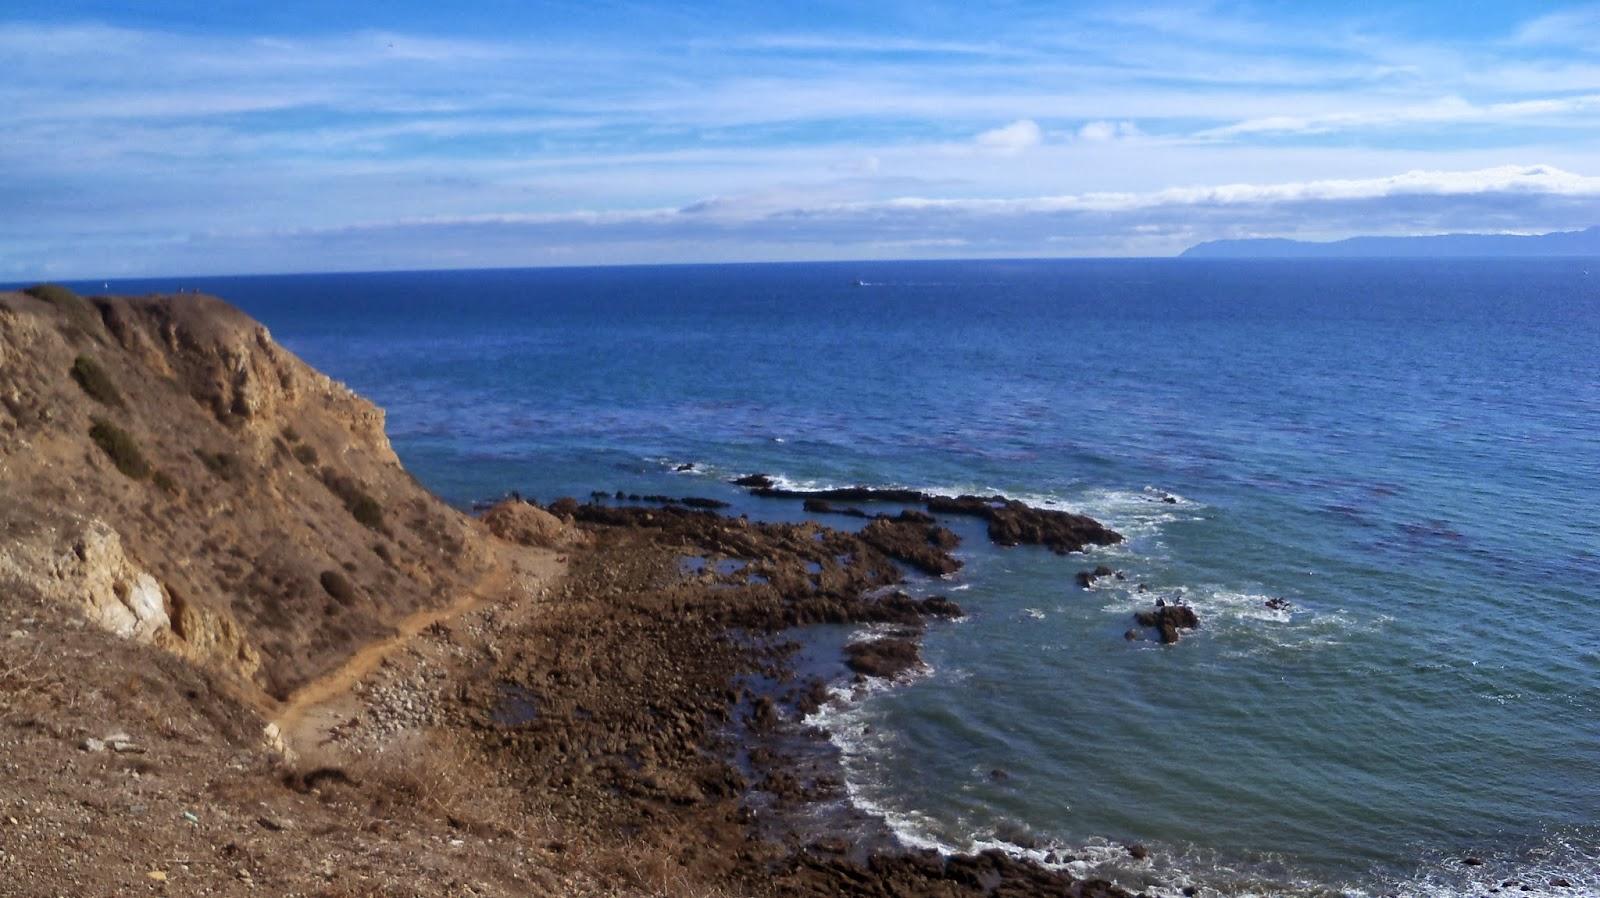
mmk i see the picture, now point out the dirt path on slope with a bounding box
[271,544,564,761]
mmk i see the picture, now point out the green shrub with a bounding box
[319,570,357,605]
[322,470,385,531]
[195,449,244,481]
[23,284,102,341]
[152,470,179,495]
[292,443,319,466]
[89,419,150,479]
[22,284,81,305]
[70,355,123,407]
[282,426,300,442]
[347,493,384,530]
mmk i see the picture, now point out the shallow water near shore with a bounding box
[77,260,1600,895]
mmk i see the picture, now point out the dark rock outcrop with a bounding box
[741,483,1123,554]
[1076,565,1118,588]
[1134,603,1200,644]
[860,514,963,576]
[844,636,922,679]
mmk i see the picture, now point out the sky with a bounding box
[5,1,1600,277]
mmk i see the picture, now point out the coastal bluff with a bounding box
[0,286,495,701]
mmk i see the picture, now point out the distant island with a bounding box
[1181,225,1600,259]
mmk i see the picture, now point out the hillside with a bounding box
[1180,225,1600,258]
[0,286,508,701]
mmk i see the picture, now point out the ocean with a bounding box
[62,259,1600,896]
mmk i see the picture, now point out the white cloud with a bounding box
[1076,120,1141,142]
[975,119,1043,154]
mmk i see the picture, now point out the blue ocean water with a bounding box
[69,260,1600,895]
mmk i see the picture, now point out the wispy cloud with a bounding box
[11,164,1596,277]
[1201,94,1600,138]
[4,5,1600,275]
[1512,5,1600,46]
[975,119,1043,155]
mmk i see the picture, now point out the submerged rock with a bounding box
[802,498,869,518]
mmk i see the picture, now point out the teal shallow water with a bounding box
[53,259,1600,895]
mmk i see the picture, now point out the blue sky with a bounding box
[5,1,1600,277]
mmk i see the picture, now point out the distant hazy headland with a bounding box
[1181,225,1600,259]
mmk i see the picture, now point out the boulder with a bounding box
[481,499,591,550]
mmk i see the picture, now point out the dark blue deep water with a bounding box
[71,260,1600,896]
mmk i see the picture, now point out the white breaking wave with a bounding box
[1369,832,1600,898]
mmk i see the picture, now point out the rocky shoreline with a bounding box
[472,490,1143,897]
[0,285,1154,896]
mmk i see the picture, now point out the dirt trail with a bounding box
[271,544,563,759]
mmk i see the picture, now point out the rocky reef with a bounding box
[736,479,1124,554]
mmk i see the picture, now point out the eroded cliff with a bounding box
[0,286,492,700]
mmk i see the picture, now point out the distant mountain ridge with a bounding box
[1181,226,1600,259]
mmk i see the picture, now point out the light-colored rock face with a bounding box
[105,572,169,641]
[36,520,171,642]
[0,518,265,683]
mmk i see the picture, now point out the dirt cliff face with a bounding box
[0,287,493,700]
